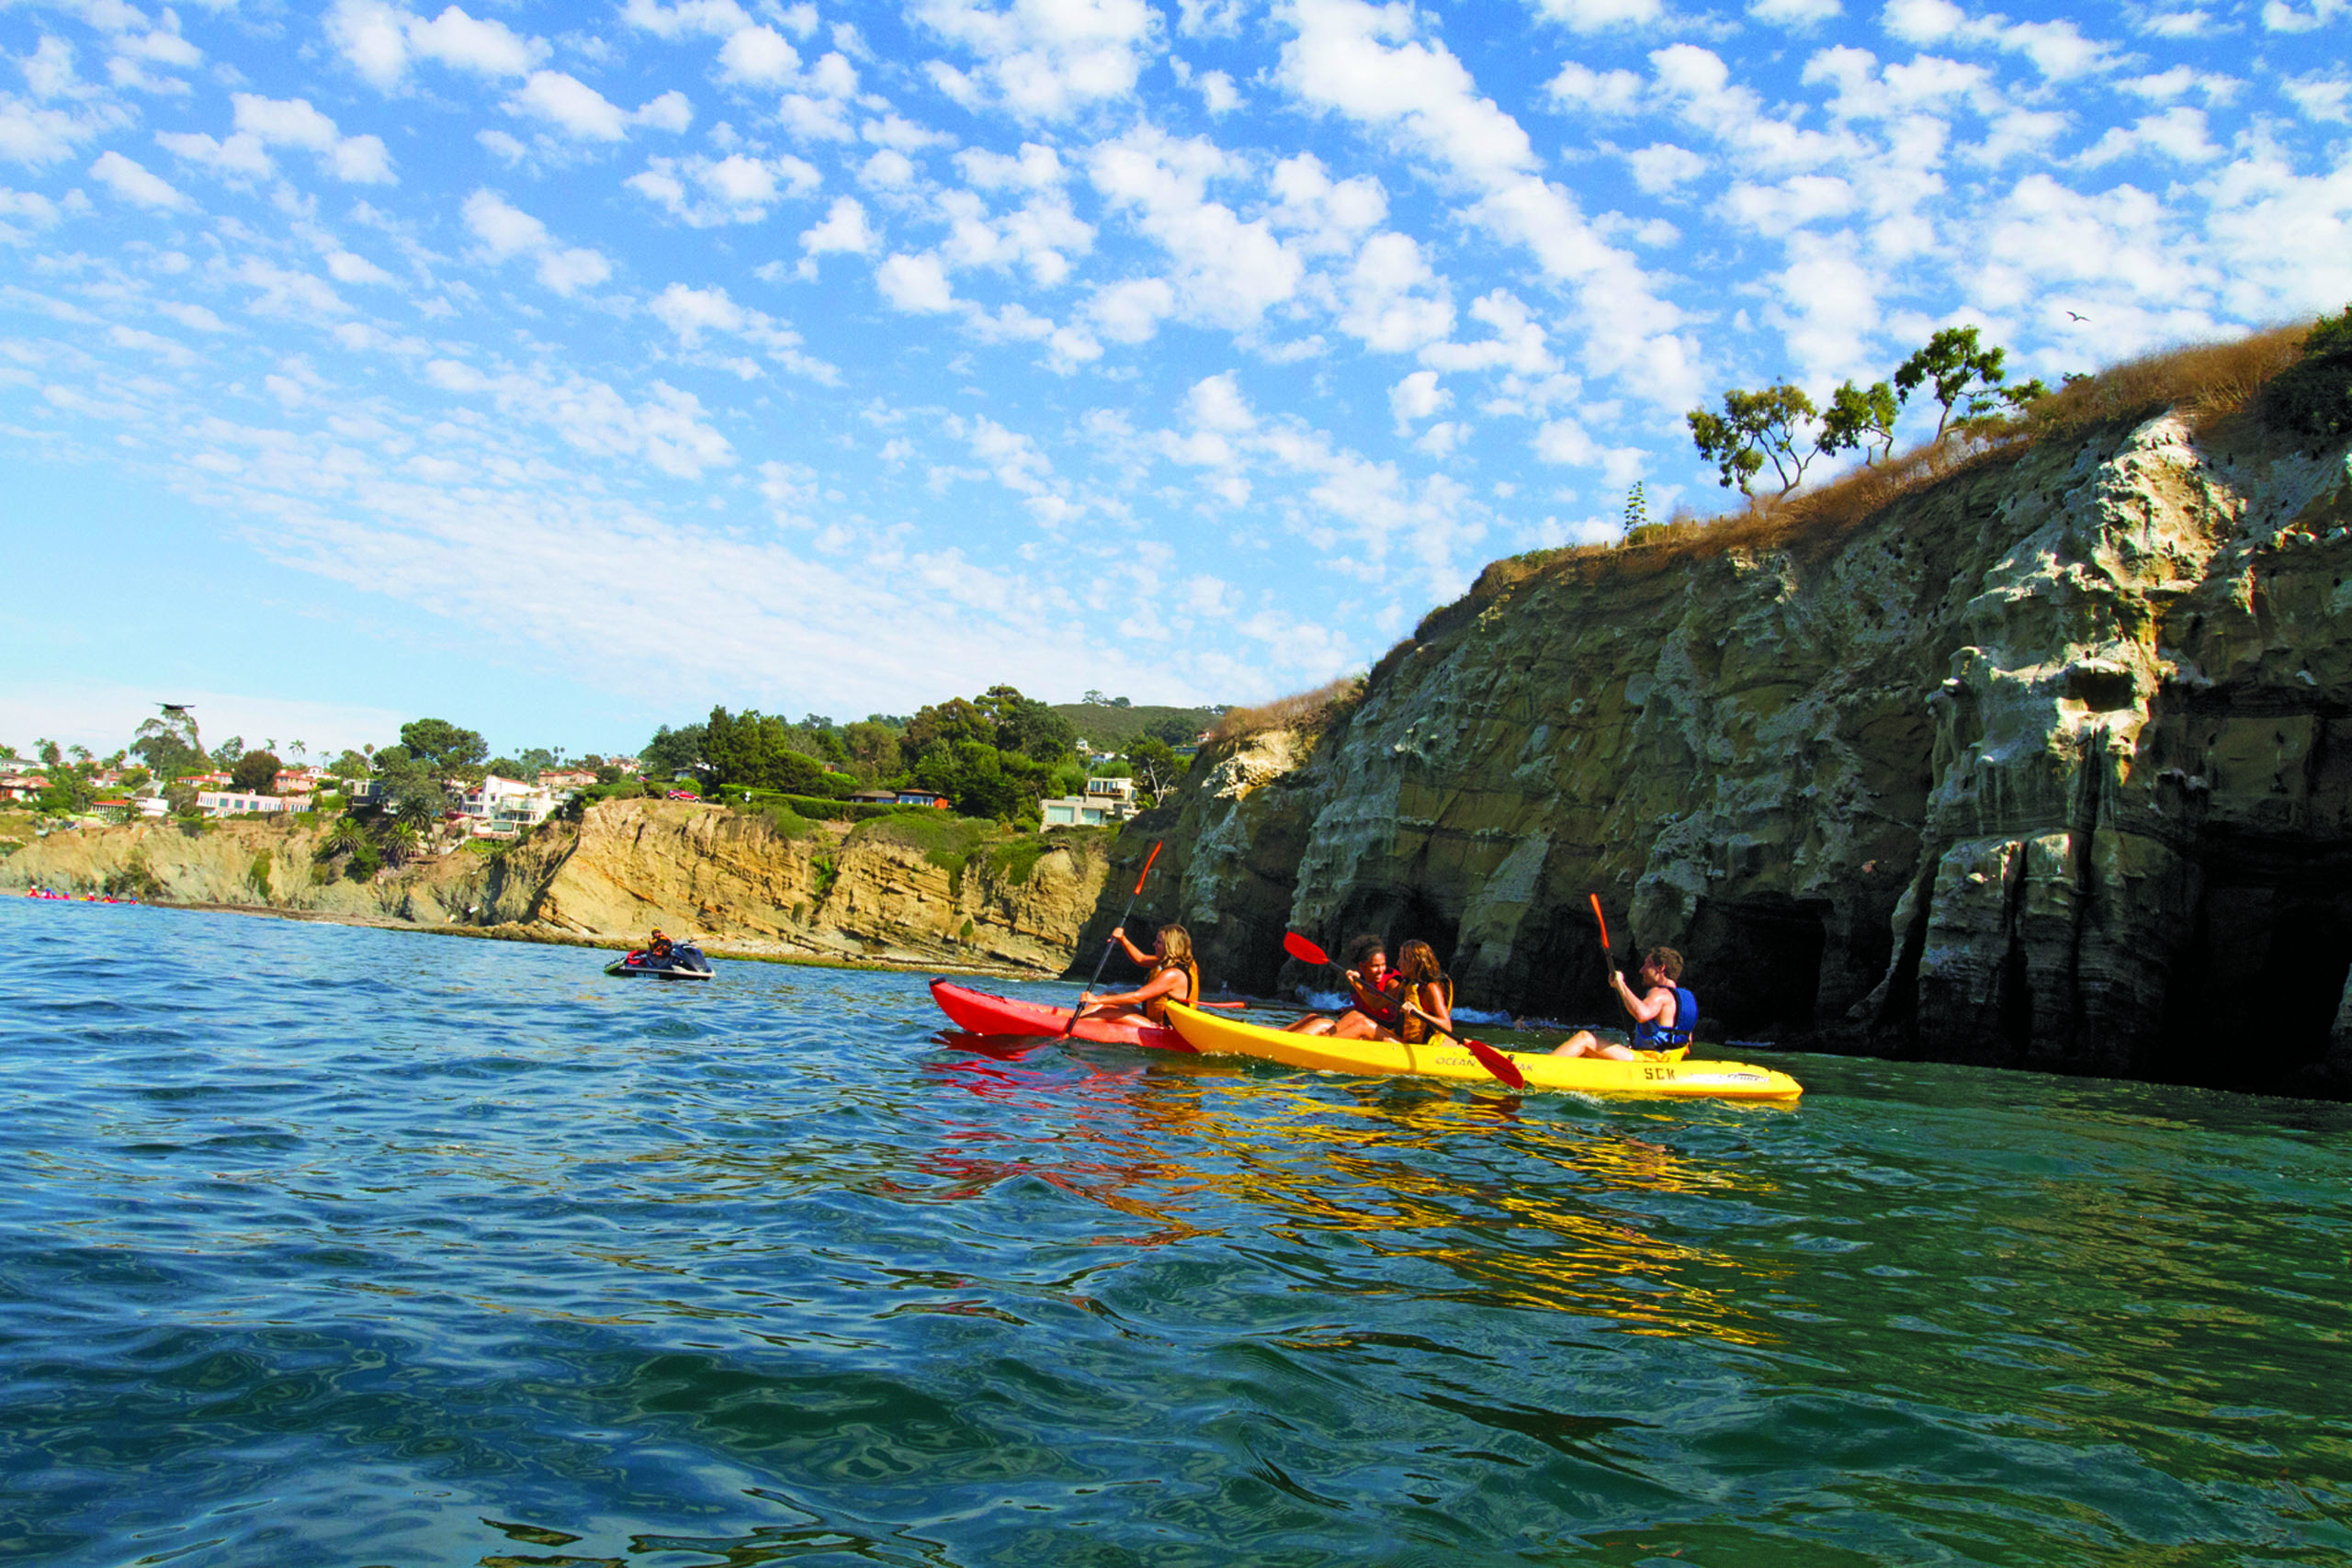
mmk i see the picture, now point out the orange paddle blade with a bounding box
[1283,931,1331,967]
[1132,840,1163,897]
[1589,893,1611,951]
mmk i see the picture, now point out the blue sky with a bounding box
[4,0,2347,761]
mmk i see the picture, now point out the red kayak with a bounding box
[928,978,1194,1052]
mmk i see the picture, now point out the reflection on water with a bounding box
[2,903,2348,1567]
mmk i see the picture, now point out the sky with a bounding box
[3,0,2347,761]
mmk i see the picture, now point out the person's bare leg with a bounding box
[1553,1030,1634,1059]
[1285,1014,1336,1034]
[1330,1010,1381,1040]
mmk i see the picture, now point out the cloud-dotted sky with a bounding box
[4,0,2348,751]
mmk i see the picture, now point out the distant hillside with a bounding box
[1051,704,1222,752]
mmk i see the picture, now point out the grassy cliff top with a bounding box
[1048,704,1222,750]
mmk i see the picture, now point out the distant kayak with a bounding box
[928,978,1192,1051]
[605,943,715,979]
[1162,1001,1803,1100]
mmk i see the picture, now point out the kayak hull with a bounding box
[1161,1001,1802,1100]
[929,978,1190,1052]
[605,948,715,979]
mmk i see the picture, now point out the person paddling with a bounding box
[1393,939,1454,1044]
[1285,934,1405,1039]
[1552,946,1695,1058]
[1075,923,1200,1027]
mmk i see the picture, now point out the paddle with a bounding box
[1283,932,1527,1091]
[1589,892,1615,980]
[1066,840,1163,1036]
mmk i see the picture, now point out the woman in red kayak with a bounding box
[1285,934,1406,1038]
[1075,923,1200,1027]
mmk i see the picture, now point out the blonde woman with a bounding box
[1393,939,1454,1044]
[1076,923,1201,1027]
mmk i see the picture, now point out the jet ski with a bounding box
[604,942,715,979]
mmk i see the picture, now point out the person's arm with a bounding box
[1108,925,1152,964]
[1614,974,1672,1025]
[1082,966,1185,1010]
[1416,980,1452,1034]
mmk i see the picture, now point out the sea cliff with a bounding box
[1,801,1111,975]
[1077,406,2352,1098]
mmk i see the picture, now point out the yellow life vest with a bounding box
[1397,975,1454,1044]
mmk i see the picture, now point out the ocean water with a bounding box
[3,900,2346,1567]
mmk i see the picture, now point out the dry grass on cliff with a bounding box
[1209,674,1367,742]
[1457,321,2320,603]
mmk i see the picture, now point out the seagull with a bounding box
[2066,310,2088,322]
[161,703,193,713]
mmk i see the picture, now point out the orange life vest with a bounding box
[1141,954,1201,1025]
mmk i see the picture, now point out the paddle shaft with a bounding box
[1290,932,1525,1090]
[1066,840,1164,1034]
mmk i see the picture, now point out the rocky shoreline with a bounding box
[1,800,1113,978]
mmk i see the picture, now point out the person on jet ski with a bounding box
[638,930,674,965]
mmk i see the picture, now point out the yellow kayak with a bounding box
[1161,1001,1803,1101]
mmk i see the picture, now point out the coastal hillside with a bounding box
[3,800,1112,975]
[1075,355,2352,1098]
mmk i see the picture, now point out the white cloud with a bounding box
[1389,368,1449,429]
[2260,0,2349,31]
[1279,0,1695,408]
[2078,107,2222,167]
[718,24,800,84]
[1189,371,1256,431]
[628,152,819,223]
[1532,0,1664,31]
[877,251,956,312]
[506,72,636,141]
[89,149,188,209]
[1087,125,1302,333]
[1627,141,1708,192]
[2281,73,2350,124]
[1880,0,2115,80]
[1338,231,1454,352]
[1545,62,1645,116]
[463,187,548,259]
[1751,0,1842,23]
[462,187,614,295]
[799,195,877,273]
[328,2,546,89]
[911,0,1159,120]
[1085,276,1174,342]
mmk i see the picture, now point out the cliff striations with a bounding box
[3,801,1111,975]
[1077,407,2352,1098]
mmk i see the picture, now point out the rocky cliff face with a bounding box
[1089,409,2352,1097]
[3,801,1109,975]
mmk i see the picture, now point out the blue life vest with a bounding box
[1634,987,1698,1048]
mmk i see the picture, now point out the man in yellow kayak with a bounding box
[1075,923,1201,1027]
[1553,946,1696,1058]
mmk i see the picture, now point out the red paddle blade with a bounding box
[1283,931,1330,967]
[1462,1037,1529,1090]
[1588,893,1611,952]
[1133,840,1163,897]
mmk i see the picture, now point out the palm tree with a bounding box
[384,822,419,867]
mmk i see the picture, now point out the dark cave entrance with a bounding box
[2154,861,2352,1089]
[1329,888,1462,975]
[1688,897,1830,1035]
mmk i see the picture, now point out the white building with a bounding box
[1040,775,1141,829]
[452,774,559,837]
[197,791,313,818]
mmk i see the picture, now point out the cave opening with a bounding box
[1687,897,1830,1034]
[2152,856,2352,1090]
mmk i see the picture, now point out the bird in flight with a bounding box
[2066,310,2088,322]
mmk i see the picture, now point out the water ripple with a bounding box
[1,902,2348,1565]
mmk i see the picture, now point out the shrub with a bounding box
[2263,306,2352,439]
[1210,675,1367,742]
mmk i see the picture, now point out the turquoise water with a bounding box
[4,902,2347,1567]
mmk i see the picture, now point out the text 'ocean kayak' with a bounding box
[929,978,1190,1051]
[1162,1001,1802,1100]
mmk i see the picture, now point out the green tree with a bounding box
[130,716,205,779]
[639,723,706,778]
[209,736,244,769]
[399,718,489,780]
[1894,326,2041,439]
[900,698,995,765]
[842,721,901,779]
[1622,480,1648,534]
[1820,379,1900,465]
[518,747,558,775]
[1688,383,1823,495]
[1129,737,1187,797]
[327,748,372,781]
[230,750,282,794]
